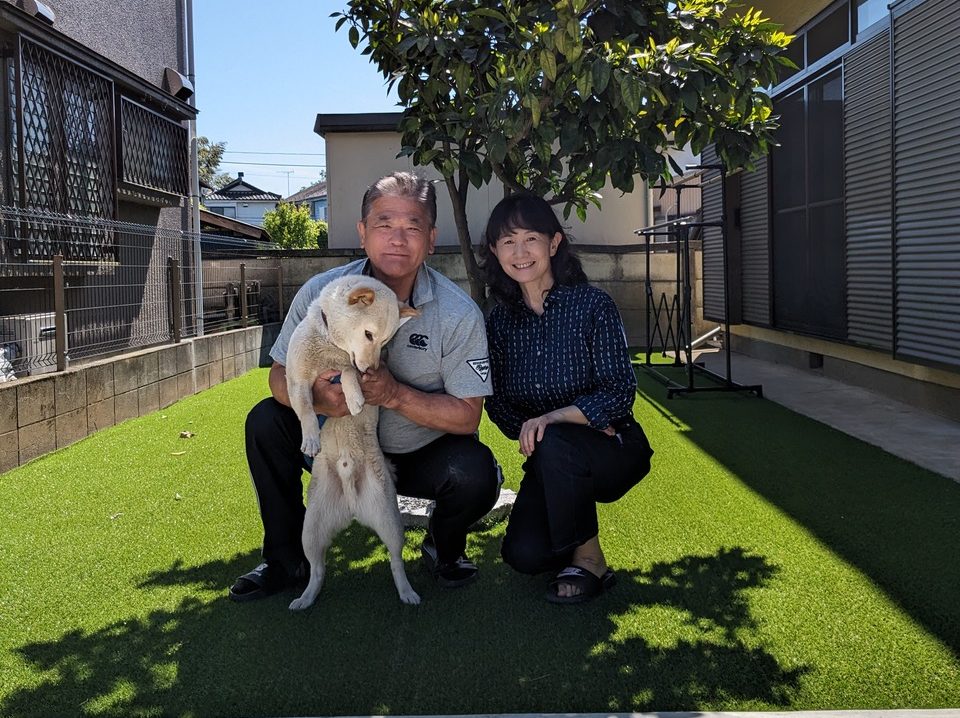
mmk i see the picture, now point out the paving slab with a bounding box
[699,351,960,482]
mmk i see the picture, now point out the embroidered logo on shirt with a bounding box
[407,333,429,350]
[467,357,490,382]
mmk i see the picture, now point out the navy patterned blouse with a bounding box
[485,282,637,440]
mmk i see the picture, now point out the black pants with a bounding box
[501,418,653,575]
[244,398,500,570]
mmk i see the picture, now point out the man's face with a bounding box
[357,195,437,287]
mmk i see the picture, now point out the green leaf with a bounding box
[541,50,557,82]
[576,71,592,97]
[348,26,360,49]
[592,61,611,95]
[620,74,642,114]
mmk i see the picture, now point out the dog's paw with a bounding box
[289,596,314,611]
[398,587,421,605]
[300,434,321,457]
[346,393,365,416]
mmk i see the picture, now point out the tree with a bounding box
[263,202,323,249]
[197,135,234,189]
[335,0,791,301]
[316,219,329,250]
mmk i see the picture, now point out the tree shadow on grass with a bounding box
[636,371,960,658]
[2,526,807,718]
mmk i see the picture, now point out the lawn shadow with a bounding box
[2,529,807,717]
[635,370,960,658]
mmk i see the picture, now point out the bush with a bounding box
[262,202,321,249]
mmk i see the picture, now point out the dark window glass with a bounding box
[771,62,846,339]
[777,36,805,84]
[807,69,844,203]
[807,4,849,65]
[856,0,887,34]
[772,88,806,211]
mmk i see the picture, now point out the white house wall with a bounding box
[325,131,652,249]
[204,201,278,228]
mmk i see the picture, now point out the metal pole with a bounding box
[644,232,652,365]
[169,256,182,343]
[720,165,732,386]
[240,263,248,328]
[53,254,66,372]
[682,224,694,390]
[184,0,203,337]
[277,258,284,320]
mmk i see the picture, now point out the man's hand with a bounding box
[312,369,350,417]
[359,364,402,408]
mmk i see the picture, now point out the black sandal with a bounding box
[421,535,479,588]
[546,566,616,604]
[228,562,301,603]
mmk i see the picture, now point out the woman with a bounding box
[483,193,653,604]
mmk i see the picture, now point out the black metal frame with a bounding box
[635,164,763,399]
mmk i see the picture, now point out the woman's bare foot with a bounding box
[556,535,607,598]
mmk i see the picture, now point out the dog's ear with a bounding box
[347,287,375,307]
[398,304,419,328]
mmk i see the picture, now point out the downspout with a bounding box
[184,0,203,335]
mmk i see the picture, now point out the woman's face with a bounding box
[490,227,561,288]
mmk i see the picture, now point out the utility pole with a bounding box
[279,170,293,197]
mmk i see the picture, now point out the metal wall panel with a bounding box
[893,0,960,368]
[700,146,726,322]
[844,29,892,350]
[739,158,771,325]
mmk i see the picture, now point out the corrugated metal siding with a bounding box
[700,146,726,322]
[893,0,960,368]
[845,29,892,350]
[739,158,770,325]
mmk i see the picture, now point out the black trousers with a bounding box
[500,418,653,575]
[244,398,500,570]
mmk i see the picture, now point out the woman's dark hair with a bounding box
[482,193,587,306]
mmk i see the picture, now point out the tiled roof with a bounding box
[206,175,281,202]
[284,180,327,204]
[206,191,280,202]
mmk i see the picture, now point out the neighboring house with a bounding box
[313,113,652,249]
[284,180,327,221]
[0,0,198,370]
[701,0,960,418]
[199,209,273,245]
[204,172,280,227]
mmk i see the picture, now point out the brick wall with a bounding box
[0,324,279,472]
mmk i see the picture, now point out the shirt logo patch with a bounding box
[467,357,490,382]
[407,333,429,351]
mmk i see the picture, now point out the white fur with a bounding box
[284,275,420,608]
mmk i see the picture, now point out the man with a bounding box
[230,172,499,602]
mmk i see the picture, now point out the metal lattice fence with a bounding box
[0,206,281,380]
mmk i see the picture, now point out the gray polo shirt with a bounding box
[270,259,491,453]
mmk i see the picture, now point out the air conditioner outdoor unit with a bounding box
[0,312,68,379]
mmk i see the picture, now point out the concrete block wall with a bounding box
[268,244,704,349]
[0,324,279,472]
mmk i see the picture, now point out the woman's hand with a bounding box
[518,406,618,456]
[518,414,556,457]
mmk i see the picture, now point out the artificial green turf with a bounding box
[1,364,958,717]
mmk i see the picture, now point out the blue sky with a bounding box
[193,1,399,197]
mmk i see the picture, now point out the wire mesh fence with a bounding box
[0,206,282,380]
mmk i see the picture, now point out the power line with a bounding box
[220,160,325,168]
[223,150,326,156]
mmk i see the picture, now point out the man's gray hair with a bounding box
[360,171,437,227]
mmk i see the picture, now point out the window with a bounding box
[775,1,853,90]
[7,36,115,261]
[855,0,888,35]
[771,67,846,338]
[119,97,189,197]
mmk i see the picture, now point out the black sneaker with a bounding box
[421,535,478,588]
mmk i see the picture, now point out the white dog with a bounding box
[284,275,420,609]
